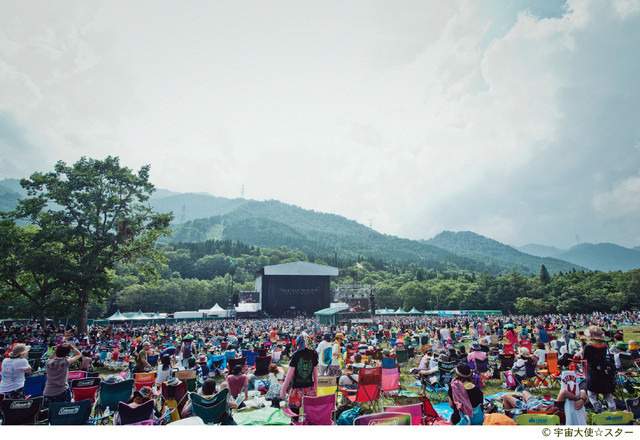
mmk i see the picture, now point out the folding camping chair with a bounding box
[0,396,45,425]
[27,347,45,372]
[94,378,134,416]
[253,355,271,378]
[353,412,411,426]
[591,411,633,425]
[515,413,560,425]
[71,377,101,405]
[190,388,236,425]
[283,393,336,425]
[23,373,47,398]
[48,399,92,425]
[114,399,155,425]
[174,369,198,392]
[209,354,226,376]
[134,372,156,391]
[426,360,456,404]
[146,354,159,367]
[162,380,189,417]
[317,376,338,396]
[420,396,446,425]
[68,370,86,383]
[381,355,397,369]
[339,366,383,412]
[535,352,561,389]
[381,366,401,401]
[512,361,539,391]
[383,403,423,425]
[395,349,408,365]
[227,357,247,373]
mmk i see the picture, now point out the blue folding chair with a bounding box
[24,374,47,398]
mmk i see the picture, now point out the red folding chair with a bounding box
[339,366,382,412]
[71,377,101,405]
[283,393,336,425]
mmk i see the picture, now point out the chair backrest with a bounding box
[503,344,515,355]
[381,367,400,392]
[515,413,560,425]
[352,367,382,404]
[68,370,87,381]
[254,355,271,376]
[1,396,44,425]
[317,376,338,396]
[301,393,335,425]
[174,369,197,381]
[134,372,156,391]
[499,353,515,370]
[227,357,246,372]
[519,340,532,352]
[71,377,101,404]
[97,379,134,411]
[383,403,423,425]
[49,399,92,425]
[146,354,159,367]
[23,373,47,398]
[162,380,189,413]
[619,353,634,371]
[625,396,640,420]
[246,351,258,367]
[354,412,411,426]
[591,411,634,425]
[420,396,440,424]
[116,399,155,425]
[546,352,560,374]
[190,388,233,425]
[437,360,457,386]
[396,349,408,364]
[473,357,490,373]
[381,356,397,369]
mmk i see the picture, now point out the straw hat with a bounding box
[10,343,30,358]
[519,347,530,357]
[454,363,473,379]
[585,325,606,341]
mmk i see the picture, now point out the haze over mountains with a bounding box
[2,179,639,274]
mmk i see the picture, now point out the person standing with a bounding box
[280,332,318,419]
[582,325,616,413]
[43,343,83,408]
[0,343,32,399]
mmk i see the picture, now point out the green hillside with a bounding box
[424,231,584,275]
[556,243,640,272]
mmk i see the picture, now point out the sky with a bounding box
[1,0,640,250]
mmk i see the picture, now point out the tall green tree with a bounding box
[12,157,173,332]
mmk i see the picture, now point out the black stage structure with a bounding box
[255,262,339,317]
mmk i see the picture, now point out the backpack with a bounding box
[323,346,333,365]
[337,406,361,425]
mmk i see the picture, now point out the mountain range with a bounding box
[2,178,639,274]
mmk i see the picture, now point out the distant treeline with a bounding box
[3,238,637,321]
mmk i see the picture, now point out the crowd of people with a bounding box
[0,309,638,425]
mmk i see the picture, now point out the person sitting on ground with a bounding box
[501,386,589,416]
[448,363,483,425]
[226,364,249,407]
[265,363,284,406]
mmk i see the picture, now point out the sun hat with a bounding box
[629,340,639,351]
[183,334,193,340]
[519,347,531,357]
[9,343,30,358]
[585,326,606,341]
[454,363,473,378]
[167,377,182,386]
[615,342,628,350]
[198,354,208,363]
[335,333,344,341]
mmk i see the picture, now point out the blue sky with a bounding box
[1,0,639,249]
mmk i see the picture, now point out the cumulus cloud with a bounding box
[1,0,639,249]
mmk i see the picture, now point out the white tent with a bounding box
[131,310,151,320]
[206,304,226,317]
[107,310,127,321]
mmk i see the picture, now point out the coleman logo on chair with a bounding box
[10,401,33,409]
[58,406,81,416]
[77,379,94,387]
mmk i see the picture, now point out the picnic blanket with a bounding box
[433,391,509,422]
[232,407,291,425]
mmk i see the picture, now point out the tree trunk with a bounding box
[40,307,47,329]
[78,289,89,334]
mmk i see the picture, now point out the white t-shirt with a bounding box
[0,357,31,393]
[316,341,332,366]
[440,328,451,341]
[156,366,173,384]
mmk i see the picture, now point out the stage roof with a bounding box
[314,305,349,316]
[262,261,339,277]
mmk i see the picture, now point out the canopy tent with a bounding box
[395,307,409,315]
[407,307,422,315]
[206,304,226,317]
[131,310,151,320]
[107,310,127,321]
[375,307,395,315]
